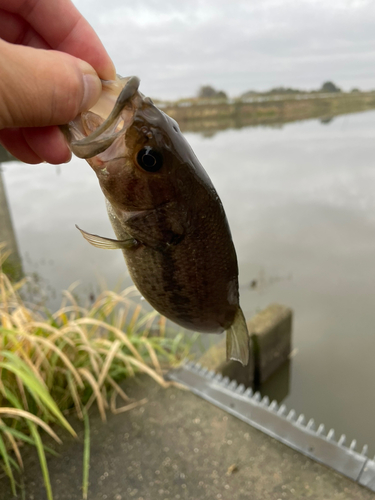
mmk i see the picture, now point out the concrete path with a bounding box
[1,376,374,500]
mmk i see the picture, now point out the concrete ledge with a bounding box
[3,376,372,500]
[249,304,292,383]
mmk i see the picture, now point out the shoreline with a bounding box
[159,92,375,133]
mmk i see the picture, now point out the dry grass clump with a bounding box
[0,245,196,498]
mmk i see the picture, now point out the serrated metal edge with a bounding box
[167,360,374,492]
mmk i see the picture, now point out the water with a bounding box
[2,110,375,453]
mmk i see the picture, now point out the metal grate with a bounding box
[167,360,375,492]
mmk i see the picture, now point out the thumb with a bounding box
[0,39,102,130]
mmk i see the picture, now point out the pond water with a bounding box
[2,109,375,454]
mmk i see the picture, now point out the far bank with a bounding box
[160,92,375,133]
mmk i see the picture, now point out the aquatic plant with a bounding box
[0,245,196,499]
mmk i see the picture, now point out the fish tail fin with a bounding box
[226,307,250,366]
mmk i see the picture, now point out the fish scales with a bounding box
[108,191,238,332]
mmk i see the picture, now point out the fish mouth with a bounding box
[66,76,141,159]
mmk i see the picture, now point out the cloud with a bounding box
[74,0,375,99]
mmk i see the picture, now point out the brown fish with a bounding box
[65,76,249,365]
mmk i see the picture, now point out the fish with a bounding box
[64,75,249,365]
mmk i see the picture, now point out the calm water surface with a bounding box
[2,110,375,453]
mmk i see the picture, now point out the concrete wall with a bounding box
[0,165,23,279]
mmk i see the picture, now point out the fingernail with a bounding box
[100,60,117,82]
[80,73,102,112]
[56,126,73,163]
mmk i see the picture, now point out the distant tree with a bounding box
[242,86,303,97]
[351,88,360,93]
[198,85,217,98]
[198,85,227,99]
[320,81,341,93]
[241,90,258,98]
[215,90,228,99]
[267,86,302,95]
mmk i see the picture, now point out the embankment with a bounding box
[161,92,375,133]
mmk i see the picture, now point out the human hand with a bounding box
[0,0,116,164]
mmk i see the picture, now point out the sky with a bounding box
[74,0,375,100]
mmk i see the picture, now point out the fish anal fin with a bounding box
[226,307,250,366]
[75,225,136,250]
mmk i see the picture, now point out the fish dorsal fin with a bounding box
[75,225,135,250]
[226,307,250,366]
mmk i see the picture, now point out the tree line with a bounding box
[197,81,354,100]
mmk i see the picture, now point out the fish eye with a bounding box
[136,147,163,172]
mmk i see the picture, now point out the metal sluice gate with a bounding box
[167,360,375,493]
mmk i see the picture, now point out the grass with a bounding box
[0,245,197,498]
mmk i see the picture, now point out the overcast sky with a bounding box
[74,0,375,100]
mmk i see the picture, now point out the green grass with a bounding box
[0,245,197,498]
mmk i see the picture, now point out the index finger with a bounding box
[0,0,116,80]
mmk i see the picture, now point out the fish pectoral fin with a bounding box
[75,225,136,250]
[226,307,250,366]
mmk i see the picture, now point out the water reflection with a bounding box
[320,116,334,125]
[2,110,375,453]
